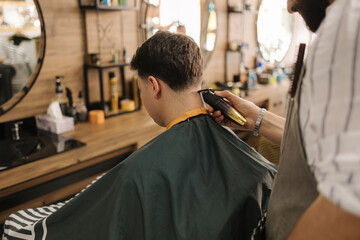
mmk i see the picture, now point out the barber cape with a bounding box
[3,109,276,240]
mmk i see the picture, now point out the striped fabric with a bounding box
[2,175,104,240]
[299,0,360,217]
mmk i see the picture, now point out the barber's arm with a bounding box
[208,90,285,145]
[288,194,360,240]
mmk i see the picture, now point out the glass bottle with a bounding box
[76,91,88,122]
[52,76,67,115]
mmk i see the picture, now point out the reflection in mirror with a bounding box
[0,0,45,115]
[140,0,217,68]
[204,1,216,51]
[257,0,293,63]
[200,0,217,67]
[143,0,200,45]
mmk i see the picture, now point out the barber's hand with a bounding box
[208,90,261,132]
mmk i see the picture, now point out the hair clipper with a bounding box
[198,89,246,126]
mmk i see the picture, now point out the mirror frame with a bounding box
[255,0,294,64]
[0,0,46,116]
[138,0,217,68]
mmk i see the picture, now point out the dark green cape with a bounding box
[3,115,276,240]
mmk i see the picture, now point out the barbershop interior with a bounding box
[0,0,336,239]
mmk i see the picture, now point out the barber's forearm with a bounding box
[288,194,360,240]
[258,111,285,145]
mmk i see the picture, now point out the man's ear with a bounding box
[147,76,161,99]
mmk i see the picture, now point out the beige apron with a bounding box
[266,75,319,240]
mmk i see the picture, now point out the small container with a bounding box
[120,99,135,111]
[89,110,105,124]
[228,41,238,51]
[89,53,101,65]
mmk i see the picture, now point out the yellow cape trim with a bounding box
[166,108,208,130]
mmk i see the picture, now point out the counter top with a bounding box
[0,109,164,195]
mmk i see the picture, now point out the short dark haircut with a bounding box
[130,31,203,91]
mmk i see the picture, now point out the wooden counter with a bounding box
[0,109,165,224]
[0,81,289,224]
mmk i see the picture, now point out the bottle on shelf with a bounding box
[111,46,119,64]
[231,75,241,96]
[76,91,88,122]
[122,48,131,63]
[65,87,77,123]
[239,62,248,86]
[100,0,111,6]
[238,46,248,87]
[109,72,119,111]
[248,69,258,89]
[119,0,127,6]
[52,76,68,116]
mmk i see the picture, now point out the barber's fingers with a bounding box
[213,90,240,106]
[214,114,225,124]
[208,106,215,113]
[212,110,223,118]
[212,110,228,125]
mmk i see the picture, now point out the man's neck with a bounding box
[161,87,205,127]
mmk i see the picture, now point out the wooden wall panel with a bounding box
[0,0,303,123]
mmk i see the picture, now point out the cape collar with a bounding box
[166,108,208,130]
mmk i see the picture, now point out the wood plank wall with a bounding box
[0,0,304,123]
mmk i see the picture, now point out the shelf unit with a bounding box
[83,63,141,118]
[79,0,140,118]
[225,0,258,83]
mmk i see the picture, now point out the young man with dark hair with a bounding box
[3,31,276,239]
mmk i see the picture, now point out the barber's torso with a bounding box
[265,73,318,240]
[266,0,360,238]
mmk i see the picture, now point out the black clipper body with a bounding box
[198,89,246,126]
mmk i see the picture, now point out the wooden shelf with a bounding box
[85,62,129,69]
[80,5,136,11]
[0,26,40,32]
[79,0,137,11]
[0,1,35,7]
[226,48,241,53]
[227,7,258,14]
[227,6,243,13]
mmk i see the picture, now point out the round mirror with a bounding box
[0,0,45,115]
[256,0,293,63]
[139,0,217,67]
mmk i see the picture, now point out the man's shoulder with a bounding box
[122,115,216,167]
